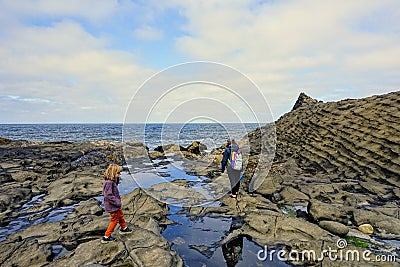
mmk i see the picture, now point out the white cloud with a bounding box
[0,18,154,123]
[0,94,60,104]
[169,0,400,117]
[0,0,119,23]
[134,25,164,40]
[0,0,399,123]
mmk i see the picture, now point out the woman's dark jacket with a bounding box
[221,143,240,172]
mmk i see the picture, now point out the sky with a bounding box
[0,0,399,123]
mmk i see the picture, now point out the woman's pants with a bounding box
[227,166,241,195]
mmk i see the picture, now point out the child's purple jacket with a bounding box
[103,180,121,213]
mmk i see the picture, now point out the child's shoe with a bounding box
[101,235,116,243]
[119,227,133,235]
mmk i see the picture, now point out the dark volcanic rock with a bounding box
[186,141,207,155]
[0,173,14,183]
[353,208,400,238]
[240,91,400,265]
[152,141,207,162]
[275,91,400,185]
[292,92,319,111]
[0,189,182,267]
[0,138,12,145]
[155,144,186,153]
[0,185,32,213]
[0,238,52,267]
[0,140,147,226]
[308,200,349,224]
[319,220,349,236]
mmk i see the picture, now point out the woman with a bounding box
[221,139,242,198]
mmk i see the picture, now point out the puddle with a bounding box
[0,204,76,242]
[124,160,204,190]
[382,239,400,247]
[51,243,69,259]
[374,238,400,257]
[163,212,290,266]
[279,204,308,217]
[18,194,46,211]
[34,205,76,224]
[0,193,76,242]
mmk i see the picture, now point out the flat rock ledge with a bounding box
[0,188,182,267]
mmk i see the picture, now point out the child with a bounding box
[101,164,132,243]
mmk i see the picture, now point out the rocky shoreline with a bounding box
[0,139,185,266]
[0,91,399,266]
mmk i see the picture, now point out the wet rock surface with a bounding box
[0,140,182,266]
[0,189,182,267]
[1,91,399,266]
[0,140,148,225]
[319,220,350,236]
[181,91,400,266]
[248,91,400,265]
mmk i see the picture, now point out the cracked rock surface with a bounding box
[0,189,182,267]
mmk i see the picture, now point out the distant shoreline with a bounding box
[0,122,265,125]
[0,123,259,148]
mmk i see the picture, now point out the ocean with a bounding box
[0,123,260,150]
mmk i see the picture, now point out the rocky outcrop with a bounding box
[0,189,182,266]
[0,140,148,226]
[0,237,52,267]
[186,141,207,155]
[308,200,349,224]
[292,92,319,111]
[319,220,349,236]
[167,91,400,266]
[152,141,207,160]
[235,91,400,265]
[275,91,400,185]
